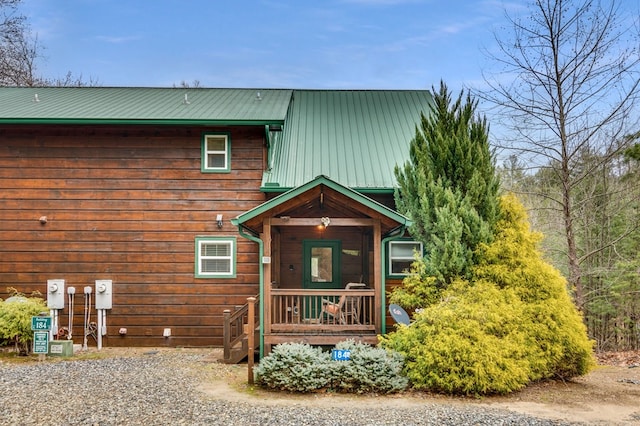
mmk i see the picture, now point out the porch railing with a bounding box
[222,294,260,363]
[268,289,376,333]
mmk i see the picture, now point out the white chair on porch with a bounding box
[318,294,347,324]
[344,282,366,324]
[318,282,366,324]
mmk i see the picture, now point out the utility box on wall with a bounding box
[46,279,65,309]
[95,280,113,309]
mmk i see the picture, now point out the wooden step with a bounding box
[222,328,259,364]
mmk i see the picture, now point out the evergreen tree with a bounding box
[381,195,594,395]
[393,81,499,303]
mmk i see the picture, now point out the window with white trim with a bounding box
[388,240,423,276]
[195,237,236,278]
[201,133,230,172]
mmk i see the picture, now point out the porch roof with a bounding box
[232,175,411,235]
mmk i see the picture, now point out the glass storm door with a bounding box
[303,240,342,289]
[303,240,342,318]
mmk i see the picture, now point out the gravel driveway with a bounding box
[0,349,577,426]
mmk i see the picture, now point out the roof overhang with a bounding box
[0,87,293,124]
[0,119,284,126]
[260,184,395,195]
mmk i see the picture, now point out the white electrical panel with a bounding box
[47,279,65,309]
[95,279,113,309]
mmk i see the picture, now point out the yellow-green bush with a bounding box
[388,255,440,309]
[0,290,48,354]
[474,194,595,380]
[381,280,532,395]
[381,194,595,395]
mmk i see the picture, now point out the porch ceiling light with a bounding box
[321,217,331,228]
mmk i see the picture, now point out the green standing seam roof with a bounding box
[262,89,432,192]
[0,87,292,124]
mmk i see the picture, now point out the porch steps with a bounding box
[223,326,259,364]
[222,296,259,364]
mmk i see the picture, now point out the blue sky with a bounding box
[21,0,526,91]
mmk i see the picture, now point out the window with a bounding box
[201,133,230,172]
[388,240,422,276]
[195,237,236,278]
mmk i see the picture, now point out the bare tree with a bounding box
[1,0,97,86]
[174,80,202,88]
[0,0,37,85]
[482,0,640,308]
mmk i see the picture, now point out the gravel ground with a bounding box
[0,350,579,426]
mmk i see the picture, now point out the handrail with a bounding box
[222,294,260,362]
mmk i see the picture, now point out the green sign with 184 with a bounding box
[31,316,52,331]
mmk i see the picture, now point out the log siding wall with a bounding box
[0,125,264,347]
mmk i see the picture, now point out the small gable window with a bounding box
[202,133,230,172]
[195,237,236,278]
[388,240,423,276]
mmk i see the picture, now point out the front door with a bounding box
[303,240,342,318]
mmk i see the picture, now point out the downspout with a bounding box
[264,125,273,171]
[381,225,408,334]
[235,224,265,358]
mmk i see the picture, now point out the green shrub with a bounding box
[329,340,407,394]
[255,341,407,394]
[255,343,331,392]
[0,290,48,354]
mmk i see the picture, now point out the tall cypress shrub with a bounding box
[393,81,500,307]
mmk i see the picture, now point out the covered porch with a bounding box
[233,175,410,355]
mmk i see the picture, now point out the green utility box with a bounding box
[49,340,74,357]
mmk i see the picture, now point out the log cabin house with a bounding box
[0,87,432,357]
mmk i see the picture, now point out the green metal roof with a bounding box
[0,87,292,125]
[262,90,432,192]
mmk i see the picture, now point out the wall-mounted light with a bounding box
[320,217,331,228]
[216,214,223,229]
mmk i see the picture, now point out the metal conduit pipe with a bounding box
[67,286,76,340]
[83,286,92,351]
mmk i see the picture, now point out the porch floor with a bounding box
[264,332,379,347]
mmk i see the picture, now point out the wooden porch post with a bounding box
[247,296,256,384]
[263,218,272,354]
[373,219,382,334]
[222,309,231,361]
